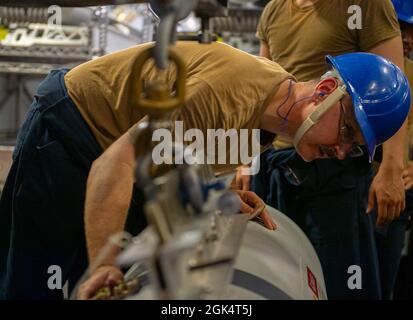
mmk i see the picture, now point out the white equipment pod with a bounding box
[227,206,327,300]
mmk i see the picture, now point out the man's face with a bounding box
[296,95,365,162]
[401,21,413,56]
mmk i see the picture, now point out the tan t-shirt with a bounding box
[257,0,401,148]
[405,57,413,162]
[65,41,293,173]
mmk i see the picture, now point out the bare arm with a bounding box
[85,130,136,267]
[367,36,407,226]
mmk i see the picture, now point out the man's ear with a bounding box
[313,78,339,102]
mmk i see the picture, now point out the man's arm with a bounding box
[367,36,407,227]
[77,130,136,299]
[85,130,136,267]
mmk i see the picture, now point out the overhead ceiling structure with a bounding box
[0,0,230,8]
[0,0,148,7]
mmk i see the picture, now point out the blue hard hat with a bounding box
[392,0,413,24]
[326,53,411,161]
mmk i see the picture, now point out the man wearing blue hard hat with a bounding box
[292,52,410,163]
[75,44,410,299]
[0,38,409,298]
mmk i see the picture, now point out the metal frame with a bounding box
[0,6,108,140]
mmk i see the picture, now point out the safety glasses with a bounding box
[293,84,364,159]
[318,101,364,159]
[293,85,348,149]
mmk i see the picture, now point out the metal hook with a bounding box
[153,11,176,70]
[149,0,198,69]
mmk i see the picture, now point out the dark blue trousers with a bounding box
[374,191,413,299]
[0,69,146,299]
[251,147,381,300]
[393,195,413,299]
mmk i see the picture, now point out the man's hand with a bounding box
[235,190,277,230]
[402,162,413,190]
[77,265,124,300]
[232,165,251,191]
[367,166,405,228]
